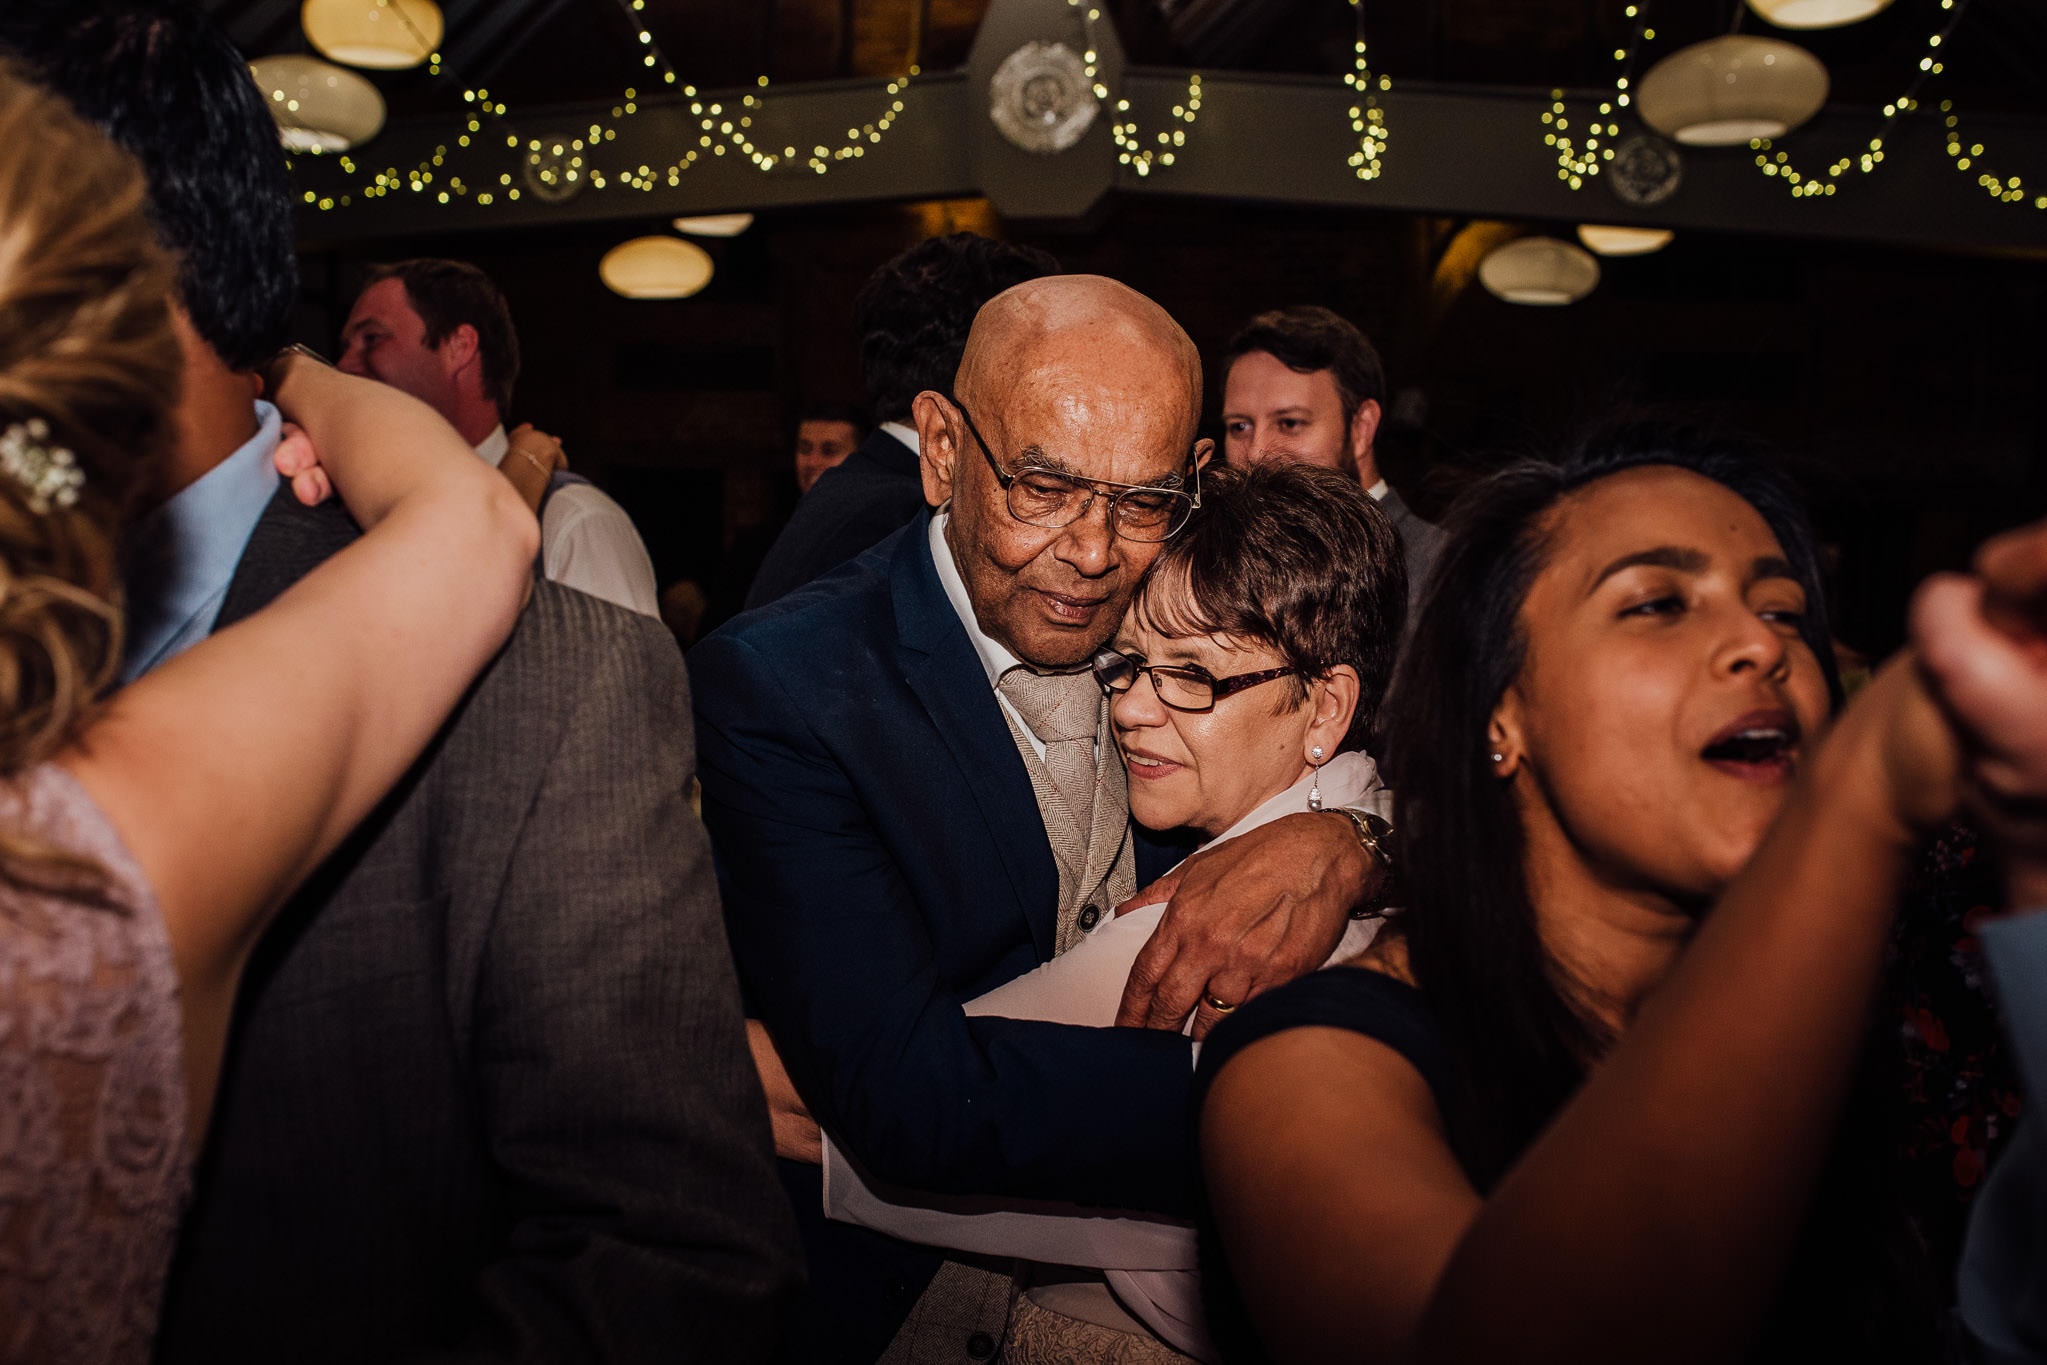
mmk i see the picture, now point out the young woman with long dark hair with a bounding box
[1196,426,1956,1364]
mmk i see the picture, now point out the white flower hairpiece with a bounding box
[0,419,85,514]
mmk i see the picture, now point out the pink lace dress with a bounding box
[0,765,188,1363]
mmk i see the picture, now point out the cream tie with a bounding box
[997,666,1103,838]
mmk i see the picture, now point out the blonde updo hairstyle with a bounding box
[0,64,178,779]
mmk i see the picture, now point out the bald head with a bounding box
[956,275,1202,441]
[913,273,1212,670]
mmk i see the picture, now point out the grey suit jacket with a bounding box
[1381,484,1448,619]
[154,490,801,1364]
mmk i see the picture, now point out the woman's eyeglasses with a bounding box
[948,395,1200,544]
[1091,648,1295,714]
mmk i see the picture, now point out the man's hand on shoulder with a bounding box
[1116,810,1383,1038]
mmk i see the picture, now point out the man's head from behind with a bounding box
[339,259,519,434]
[855,232,1061,428]
[1220,306,1386,486]
[914,274,1207,671]
[793,400,866,494]
[0,1,297,373]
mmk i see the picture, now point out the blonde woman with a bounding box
[0,69,533,1363]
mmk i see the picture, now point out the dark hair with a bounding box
[1,1,298,371]
[1384,422,1937,1359]
[1221,305,1386,428]
[1386,421,1842,1191]
[797,399,869,434]
[362,259,520,415]
[1136,462,1405,749]
[855,233,1060,425]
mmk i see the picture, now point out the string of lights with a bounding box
[1749,0,2040,209]
[1068,0,1202,178]
[299,0,919,212]
[1344,0,1389,181]
[1541,2,1652,190]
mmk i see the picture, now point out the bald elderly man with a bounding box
[692,276,1384,1362]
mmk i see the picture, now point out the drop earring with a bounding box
[1307,745,1327,811]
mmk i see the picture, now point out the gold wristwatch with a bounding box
[1329,806,1396,918]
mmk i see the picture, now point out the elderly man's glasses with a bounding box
[947,395,1200,544]
[1091,648,1295,714]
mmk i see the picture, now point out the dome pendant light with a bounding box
[250,55,385,152]
[1747,0,1894,31]
[673,214,755,237]
[301,0,444,71]
[1636,36,1829,147]
[1576,224,1675,256]
[1479,238,1602,306]
[601,237,715,300]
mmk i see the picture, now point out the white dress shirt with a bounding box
[824,751,1392,1361]
[477,424,660,617]
[928,507,1064,759]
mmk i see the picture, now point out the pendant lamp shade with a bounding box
[1479,238,1602,306]
[601,237,715,300]
[1576,224,1675,256]
[673,214,755,237]
[1637,37,1828,147]
[301,0,443,71]
[250,55,385,152]
[1747,0,1893,29]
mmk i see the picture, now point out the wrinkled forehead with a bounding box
[977,351,1198,479]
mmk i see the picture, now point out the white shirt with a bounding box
[477,424,660,617]
[1366,477,1389,501]
[928,508,1062,761]
[823,752,1393,1361]
[879,419,920,455]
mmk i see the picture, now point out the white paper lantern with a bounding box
[601,237,715,300]
[1478,238,1602,306]
[250,55,385,153]
[1576,224,1675,257]
[673,214,755,238]
[1747,0,1893,30]
[1637,36,1829,147]
[301,0,444,71]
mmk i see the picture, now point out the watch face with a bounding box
[1608,133,1684,207]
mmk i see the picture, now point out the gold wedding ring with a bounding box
[1202,992,1237,1015]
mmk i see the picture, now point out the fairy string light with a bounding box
[304,0,919,211]
[1748,0,2039,209]
[1066,0,1202,177]
[1344,0,1389,180]
[1941,99,2045,209]
[1541,1,1652,190]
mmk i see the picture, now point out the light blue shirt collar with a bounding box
[120,400,282,681]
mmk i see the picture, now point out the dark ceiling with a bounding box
[200,0,2046,120]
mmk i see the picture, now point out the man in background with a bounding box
[744,232,1060,611]
[4,6,800,1360]
[340,257,661,615]
[1219,304,1445,613]
[794,400,867,495]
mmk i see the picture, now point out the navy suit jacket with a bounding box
[744,427,925,612]
[695,509,1194,1207]
[693,512,1197,1355]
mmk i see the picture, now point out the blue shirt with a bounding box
[121,401,281,682]
[1959,908,2047,1363]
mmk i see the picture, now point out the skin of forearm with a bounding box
[269,359,490,529]
[1416,687,1923,1365]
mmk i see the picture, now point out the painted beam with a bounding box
[287,0,2047,255]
